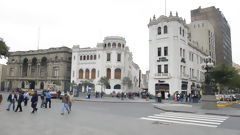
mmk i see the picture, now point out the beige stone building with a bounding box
[6,47,72,91]
[0,64,7,91]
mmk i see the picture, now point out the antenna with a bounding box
[37,27,40,50]
[165,0,167,16]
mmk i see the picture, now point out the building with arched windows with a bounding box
[148,12,214,98]
[71,36,140,94]
[5,47,72,91]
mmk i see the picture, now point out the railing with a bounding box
[154,73,171,78]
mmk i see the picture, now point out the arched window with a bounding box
[21,81,25,88]
[79,69,83,79]
[104,44,106,48]
[164,25,168,34]
[80,56,82,60]
[94,55,96,60]
[85,69,89,79]
[108,43,111,48]
[106,85,111,89]
[114,84,121,89]
[158,27,161,35]
[122,44,125,48]
[22,58,28,77]
[91,69,96,79]
[90,55,93,60]
[107,68,111,79]
[114,68,121,79]
[40,82,44,89]
[83,56,86,60]
[112,42,116,48]
[87,55,89,60]
[179,27,182,35]
[118,43,121,48]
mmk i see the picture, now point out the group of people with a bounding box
[174,92,201,103]
[4,90,74,115]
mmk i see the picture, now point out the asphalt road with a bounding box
[0,94,240,135]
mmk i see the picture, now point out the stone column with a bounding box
[20,65,22,77]
[28,64,31,77]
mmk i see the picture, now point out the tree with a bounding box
[98,77,109,92]
[0,40,9,58]
[122,77,132,92]
[210,64,240,94]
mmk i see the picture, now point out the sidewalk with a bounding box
[153,101,240,117]
[74,96,155,103]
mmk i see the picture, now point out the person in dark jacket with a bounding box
[15,91,24,112]
[6,91,17,111]
[31,91,38,113]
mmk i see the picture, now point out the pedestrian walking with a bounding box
[31,91,38,113]
[6,91,17,111]
[168,93,170,100]
[40,91,45,108]
[157,92,161,103]
[61,91,70,115]
[121,92,124,100]
[185,93,188,102]
[23,92,29,106]
[68,91,74,111]
[15,91,24,112]
[45,90,51,108]
[100,91,104,98]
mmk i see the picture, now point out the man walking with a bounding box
[6,91,17,111]
[45,90,51,108]
[61,91,70,115]
[157,92,162,103]
[23,92,29,106]
[68,91,74,111]
[15,91,24,112]
[40,91,45,108]
[31,91,38,113]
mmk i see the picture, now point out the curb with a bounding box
[74,99,155,104]
[153,105,240,117]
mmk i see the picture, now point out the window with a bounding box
[108,43,111,48]
[79,69,83,79]
[183,29,185,37]
[91,69,96,79]
[114,84,121,89]
[183,49,185,58]
[90,55,93,60]
[94,55,96,60]
[85,69,89,79]
[179,27,182,35]
[114,68,121,79]
[107,53,111,61]
[87,55,89,60]
[83,56,86,60]
[158,27,161,35]
[107,68,111,79]
[189,52,191,61]
[158,47,161,56]
[180,48,182,57]
[164,64,168,73]
[180,65,183,74]
[117,53,121,62]
[164,47,168,56]
[164,25,168,34]
[53,67,59,77]
[9,68,14,76]
[80,56,82,60]
[106,85,111,89]
[122,44,125,48]
[118,43,121,48]
[158,65,161,73]
[112,42,116,48]
[104,44,106,48]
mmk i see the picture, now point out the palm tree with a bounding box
[0,40,9,58]
[98,77,109,92]
[122,77,132,92]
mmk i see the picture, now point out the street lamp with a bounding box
[201,56,217,109]
[202,56,214,95]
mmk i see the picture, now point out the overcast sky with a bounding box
[0,0,239,72]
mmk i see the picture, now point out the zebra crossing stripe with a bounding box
[148,116,221,125]
[166,112,228,119]
[153,114,225,122]
[140,112,228,128]
[140,117,218,128]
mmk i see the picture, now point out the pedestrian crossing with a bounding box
[140,112,228,128]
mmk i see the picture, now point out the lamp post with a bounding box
[201,56,217,109]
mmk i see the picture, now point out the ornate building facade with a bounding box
[71,36,140,94]
[6,47,72,91]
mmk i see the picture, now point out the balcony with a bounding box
[180,73,189,80]
[154,73,171,79]
[190,76,198,81]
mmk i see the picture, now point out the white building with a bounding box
[71,36,140,94]
[148,12,211,98]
